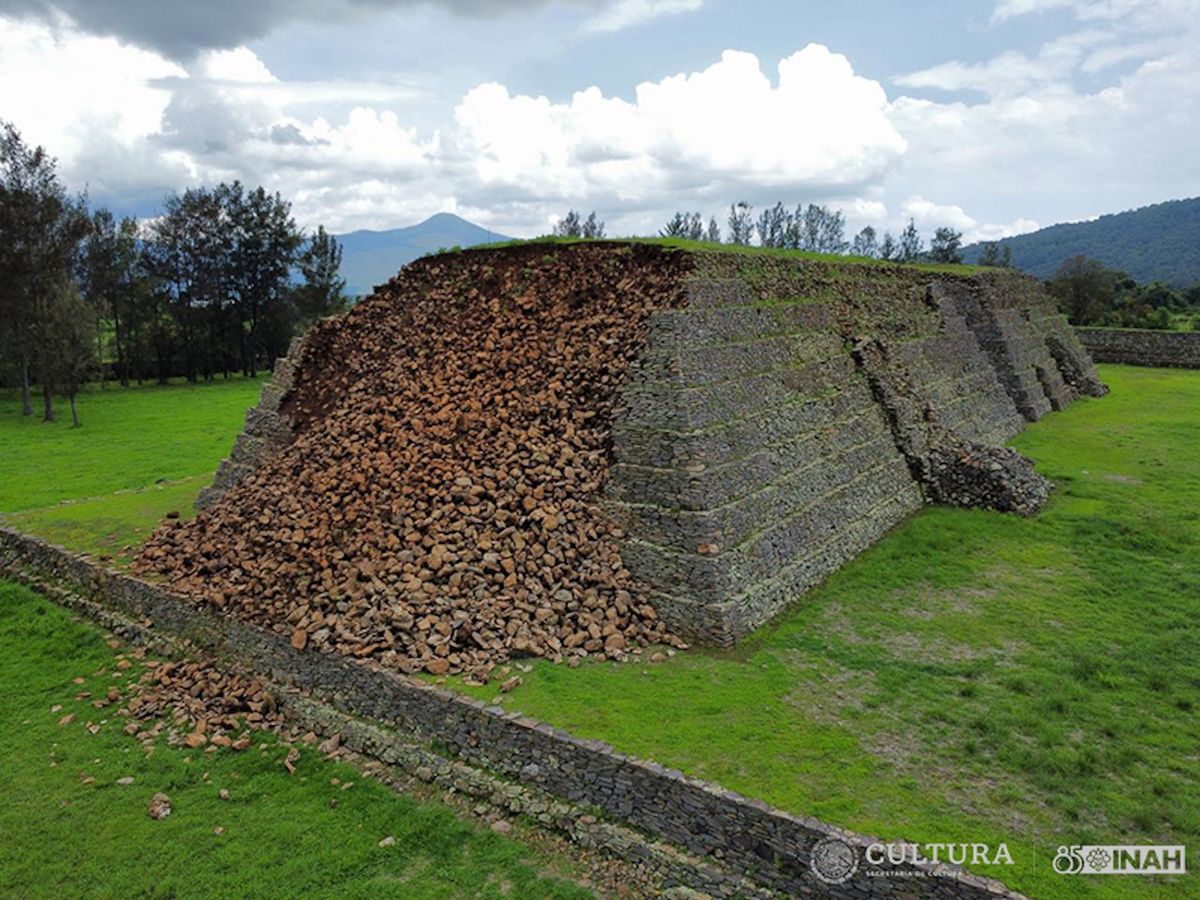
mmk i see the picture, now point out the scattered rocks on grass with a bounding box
[147,792,172,819]
[117,658,288,749]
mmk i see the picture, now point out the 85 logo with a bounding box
[1054,846,1085,874]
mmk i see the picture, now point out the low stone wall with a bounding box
[1075,327,1200,369]
[0,527,1023,899]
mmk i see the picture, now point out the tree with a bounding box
[660,212,690,238]
[1134,281,1183,310]
[0,122,38,414]
[816,207,847,254]
[582,211,605,239]
[227,184,302,375]
[798,204,822,251]
[0,120,90,419]
[40,279,96,426]
[756,202,788,248]
[292,226,347,327]
[783,205,802,249]
[661,212,704,240]
[142,187,222,383]
[898,219,924,262]
[142,182,301,380]
[977,241,1013,268]
[795,204,847,254]
[727,202,754,245]
[879,232,898,261]
[80,208,140,386]
[553,210,582,237]
[553,209,603,238]
[929,227,964,264]
[850,226,879,259]
[705,216,721,243]
[1047,255,1115,325]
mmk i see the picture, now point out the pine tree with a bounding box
[898,219,924,262]
[727,202,754,245]
[582,211,605,239]
[293,226,348,327]
[929,227,964,264]
[851,226,879,259]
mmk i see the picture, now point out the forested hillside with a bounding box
[963,197,1200,287]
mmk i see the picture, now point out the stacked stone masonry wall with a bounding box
[195,334,308,509]
[605,254,1106,645]
[1076,327,1200,369]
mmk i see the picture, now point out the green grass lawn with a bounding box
[0,378,263,561]
[0,579,591,899]
[447,365,1199,899]
[3,367,1198,897]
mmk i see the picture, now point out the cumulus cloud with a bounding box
[0,19,908,234]
[456,46,906,211]
[0,18,183,161]
[4,0,1198,245]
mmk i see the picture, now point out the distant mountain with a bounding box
[336,213,510,296]
[963,197,1200,288]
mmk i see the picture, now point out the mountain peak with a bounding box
[335,213,511,295]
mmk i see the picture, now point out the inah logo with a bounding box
[810,837,859,884]
[1053,845,1186,875]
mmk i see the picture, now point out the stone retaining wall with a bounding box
[0,527,1023,899]
[606,256,1105,645]
[1076,327,1200,369]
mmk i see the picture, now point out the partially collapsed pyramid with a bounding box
[138,243,1105,675]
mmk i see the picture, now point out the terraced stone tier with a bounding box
[604,252,1105,645]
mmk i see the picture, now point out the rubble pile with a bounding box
[137,244,690,680]
[121,659,286,747]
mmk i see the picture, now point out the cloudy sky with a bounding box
[1,0,1197,241]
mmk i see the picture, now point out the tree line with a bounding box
[708,201,968,265]
[1048,255,1200,331]
[556,202,972,265]
[0,122,347,426]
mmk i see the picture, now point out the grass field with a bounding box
[3,366,1198,897]
[452,365,1200,898]
[0,378,264,562]
[0,579,592,899]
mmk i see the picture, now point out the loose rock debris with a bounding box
[137,245,690,680]
[147,792,172,819]
[121,659,286,749]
